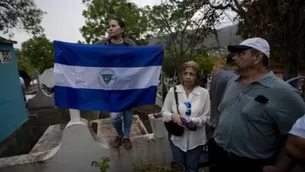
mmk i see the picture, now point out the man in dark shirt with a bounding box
[200,73,208,88]
[207,53,238,139]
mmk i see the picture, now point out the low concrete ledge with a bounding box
[0,146,59,168]
[30,124,64,153]
[0,116,172,172]
[148,113,167,139]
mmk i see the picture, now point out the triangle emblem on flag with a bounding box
[98,69,116,88]
[101,74,113,84]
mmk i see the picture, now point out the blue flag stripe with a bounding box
[54,86,157,112]
[53,41,164,68]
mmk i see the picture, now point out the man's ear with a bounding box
[255,52,264,64]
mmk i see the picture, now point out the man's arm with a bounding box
[273,90,305,136]
[263,90,305,172]
[263,133,305,172]
[263,154,295,172]
[286,115,305,161]
[286,134,305,161]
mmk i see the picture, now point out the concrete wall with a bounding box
[0,115,303,172]
[0,121,35,158]
[0,108,70,158]
[0,43,28,142]
[0,118,172,172]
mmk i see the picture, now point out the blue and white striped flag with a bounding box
[53,41,164,112]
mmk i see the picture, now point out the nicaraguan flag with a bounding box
[53,41,164,112]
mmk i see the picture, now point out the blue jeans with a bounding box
[110,110,133,137]
[171,142,203,172]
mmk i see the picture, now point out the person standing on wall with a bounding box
[95,18,136,149]
[208,37,305,172]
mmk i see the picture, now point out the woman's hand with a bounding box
[171,114,183,126]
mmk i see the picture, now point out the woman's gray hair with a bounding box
[179,61,201,86]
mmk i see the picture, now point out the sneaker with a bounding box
[122,138,132,149]
[113,136,122,148]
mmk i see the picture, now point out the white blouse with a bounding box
[162,84,210,152]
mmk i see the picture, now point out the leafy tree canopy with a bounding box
[208,0,305,80]
[0,0,45,36]
[21,36,54,73]
[80,0,151,45]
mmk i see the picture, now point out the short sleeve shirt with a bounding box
[214,72,305,159]
[209,68,238,126]
[289,115,305,139]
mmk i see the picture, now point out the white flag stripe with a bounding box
[54,63,161,90]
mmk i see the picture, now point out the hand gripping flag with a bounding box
[53,41,164,112]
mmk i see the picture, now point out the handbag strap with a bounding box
[173,86,180,114]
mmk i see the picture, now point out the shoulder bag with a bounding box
[164,86,184,136]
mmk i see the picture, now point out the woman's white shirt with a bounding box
[162,84,210,152]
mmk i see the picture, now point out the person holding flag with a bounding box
[94,18,137,149]
[53,18,163,151]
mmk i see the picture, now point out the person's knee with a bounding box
[123,110,134,117]
[186,161,199,172]
[186,147,202,171]
[122,110,134,124]
[171,146,185,164]
[110,113,122,123]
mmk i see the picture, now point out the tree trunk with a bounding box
[283,60,298,81]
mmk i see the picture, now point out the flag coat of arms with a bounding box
[53,41,164,112]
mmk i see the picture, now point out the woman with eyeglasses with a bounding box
[162,61,211,172]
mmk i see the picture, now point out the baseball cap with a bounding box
[228,37,270,58]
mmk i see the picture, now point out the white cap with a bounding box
[228,37,270,58]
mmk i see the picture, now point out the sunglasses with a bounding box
[185,101,191,116]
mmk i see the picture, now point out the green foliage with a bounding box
[147,1,218,54]
[162,54,178,78]
[0,0,45,36]
[238,0,305,79]
[80,0,151,45]
[299,58,305,71]
[162,48,218,77]
[162,59,175,78]
[162,46,190,78]
[194,53,218,75]
[21,36,54,73]
[210,0,305,79]
[16,49,35,77]
[146,1,219,76]
[91,157,110,172]
[77,40,86,44]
